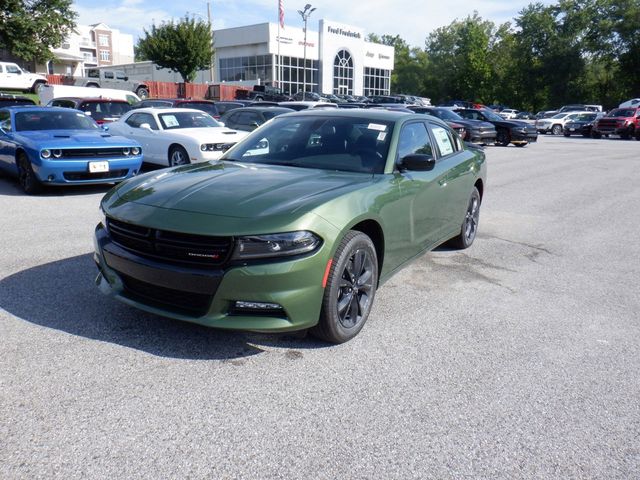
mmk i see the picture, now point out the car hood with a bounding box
[15,129,138,147]
[111,160,373,218]
[162,128,247,142]
[456,119,495,130]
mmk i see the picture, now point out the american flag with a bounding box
[279,0,285,29]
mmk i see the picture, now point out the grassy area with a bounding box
[0,90,41,104]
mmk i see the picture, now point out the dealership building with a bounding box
[213,20,395,97]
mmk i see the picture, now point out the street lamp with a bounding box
[297,3,315,97]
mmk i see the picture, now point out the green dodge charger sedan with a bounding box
[94,110,486,343]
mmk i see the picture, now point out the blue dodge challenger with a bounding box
[0,106,143,194]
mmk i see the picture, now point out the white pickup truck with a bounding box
[0,62,48,93]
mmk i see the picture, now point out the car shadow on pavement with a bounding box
[0,177,113,197]
[0,254,326,360]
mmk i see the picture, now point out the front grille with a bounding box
[59,148,134,158]
[120,274,212,316]
[107,217,233,268]
[64,169,128,180]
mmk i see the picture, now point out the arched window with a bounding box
[333,49,353,95]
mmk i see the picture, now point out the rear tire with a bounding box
[448,187,481,249]
[591,131,601,139]
[311,231,378,344]
[16,153,42,195]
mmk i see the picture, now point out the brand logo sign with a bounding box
[327,26,362,39]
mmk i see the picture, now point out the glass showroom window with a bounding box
[274,56,318,95]
[364,67,390,96]
[333,50,353,95]
[219,55,273,83]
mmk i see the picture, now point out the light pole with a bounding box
[297,3,315,97]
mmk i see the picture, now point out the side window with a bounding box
[430,125,459,156]
[115,71,127,80]
[125,113,142,128]
[6,65,20,74]
[138,113,159,130]
[0,65,4,73]
[397,122,433,159]
[103,71,115,79]
[0,111,12,132]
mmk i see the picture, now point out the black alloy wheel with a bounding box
[449,187,481,249]
[312,231,378,343]
[168,145,190,166]
[17,153,42,194]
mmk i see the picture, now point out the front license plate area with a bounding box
[89,161,109,173]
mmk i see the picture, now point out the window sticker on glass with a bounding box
[377,132,387,142]
[163,115,179,128]
[433,126,454,156]
[368,123,387,132]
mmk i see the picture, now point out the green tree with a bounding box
[0,0,77,61]
[136,16,214,83]
[424,13,498,104]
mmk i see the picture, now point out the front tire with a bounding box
[168,145,190,166]
[551,124,563,135]
[17,153,42,194]
[31,81,46,94]
[136,87,149,99]
[448,187,481,249]
[312,231,378,344]
[496,130,510,146]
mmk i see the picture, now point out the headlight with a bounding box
[232,231,321,260]
[41,149,51,158]
[122,147,130,155]
[131,146,141,155]
[99,205,107,229]
[201,143,226,152]
[52,149,62,158]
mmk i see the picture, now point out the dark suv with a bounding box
[46,97,132,124]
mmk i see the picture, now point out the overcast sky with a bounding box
[73,0,555,47]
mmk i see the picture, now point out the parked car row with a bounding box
[535,107,640,140]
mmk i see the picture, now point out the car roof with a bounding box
[226,107,294,113]
[127,107,212,115]
[279,108,443,124]
[52,97,129,103]
[1,106,73,113]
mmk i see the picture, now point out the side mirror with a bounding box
[250,121,260,128]
[101,124,110,131]
[124,76,129,81]
[140,123,153,131]
[399,153,435,171]
[218,122,225,127]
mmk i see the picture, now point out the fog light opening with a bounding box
[231,300,286,317]
[47,174,55,181]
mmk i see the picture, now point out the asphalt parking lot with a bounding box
[1,135,639,479]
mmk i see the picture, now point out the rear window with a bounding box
[78,101,132,121]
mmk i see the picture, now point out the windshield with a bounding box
[608,109,635,117]
[223,115,394,174]
[572,113,597,121]
[178,102,219,117]
[551,113,569,119]
[15,110,99,131]
[479,109,504,122]
[158,111,222,129]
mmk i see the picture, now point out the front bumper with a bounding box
[594,125,632,135]
[469,131,496,144]
[511,130,538,144]
[33,156,142,184]
[94,224,328,332]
